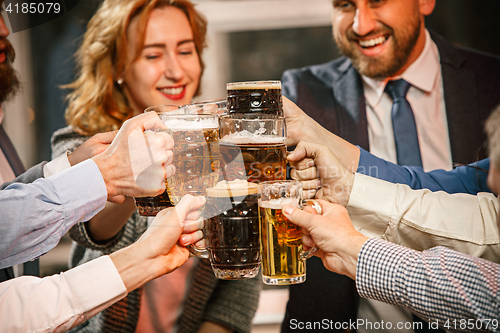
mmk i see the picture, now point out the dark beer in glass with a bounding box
[227,81,283,116]
[204,180,261,279]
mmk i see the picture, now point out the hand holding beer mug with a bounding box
[259,180,321,285]
[134,105,181,216]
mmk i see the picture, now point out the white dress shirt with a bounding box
[0,255,127,333]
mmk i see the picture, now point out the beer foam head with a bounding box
[227,81,281,90]
[259,197,298,209]
[207,179,259,197]
[220,130,285,144]
[163,117,218,130]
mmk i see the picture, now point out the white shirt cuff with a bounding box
[44,152,72,178]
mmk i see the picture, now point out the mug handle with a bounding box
[299,199,322,260]
[188,244,210,259]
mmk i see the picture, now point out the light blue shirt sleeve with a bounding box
[0,160,107,269]
[356,147,491,194]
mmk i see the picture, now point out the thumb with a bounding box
[96,130,119,144]
[173,195,206,226]
[137,111,168,132]
[282,204,316,231]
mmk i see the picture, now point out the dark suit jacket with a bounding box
[0,162,46,190]
[280,31,500,332]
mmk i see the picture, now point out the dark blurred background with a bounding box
[27,0,500,164]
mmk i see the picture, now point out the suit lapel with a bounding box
[0,124,25,176]
[431,31,483,164]
[331,59,370,150]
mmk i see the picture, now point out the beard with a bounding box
[334,15,421,79]
[0,38,21,104]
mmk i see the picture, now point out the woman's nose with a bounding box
[164,55,184,81]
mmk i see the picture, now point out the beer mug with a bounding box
[162,113,221,205]
[191,180,261,280]
[226,81,283,115]
[219,114,287,183]
[258,180,321,285]
[134,104,181,216]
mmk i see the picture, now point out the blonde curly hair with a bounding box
[65,0,207,135]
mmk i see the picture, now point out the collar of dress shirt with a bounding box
[362,29,440,108]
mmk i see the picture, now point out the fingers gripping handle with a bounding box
[299,199,322,260]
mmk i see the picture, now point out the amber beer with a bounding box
[219,116,286,183]
[163,114,220,205]
[259,180,319,285]
[219,139,286,183]
[259,198,305,284]
[204,180,261,279]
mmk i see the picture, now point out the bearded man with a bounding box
[280,0,500,332]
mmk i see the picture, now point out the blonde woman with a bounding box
[51,1,260,332]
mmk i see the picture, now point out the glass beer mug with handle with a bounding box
[134,104,181,216]
[190,179,261,280]
[219,114,287,183]
[160,112,221,204]
[259,180,321,285]
[182,98,227,116]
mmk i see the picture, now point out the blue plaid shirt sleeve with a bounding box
[357,238,500,332]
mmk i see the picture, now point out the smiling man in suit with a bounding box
[281,0,500,332]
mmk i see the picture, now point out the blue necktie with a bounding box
[385,79,423,167]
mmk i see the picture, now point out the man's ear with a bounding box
[420,0,436,16]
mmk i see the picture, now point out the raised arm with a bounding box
[284,98,491,194]
[0,194,205,333]
[288,141,500,261]
[1,112,174,267]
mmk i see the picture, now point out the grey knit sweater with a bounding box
[51,126,261,333]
